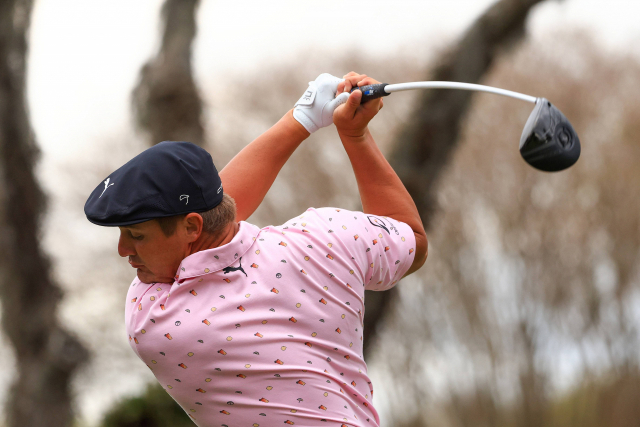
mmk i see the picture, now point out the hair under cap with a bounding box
[84,141,223,227]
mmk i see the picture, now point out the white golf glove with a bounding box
[293,73,350,134]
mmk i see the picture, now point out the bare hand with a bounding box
[333,72,384,140]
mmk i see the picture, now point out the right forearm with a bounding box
[219,110,309,221]
[340,128,428,275]
[339,128,422,233]
[221,72,347,221]
[334,72,427,275]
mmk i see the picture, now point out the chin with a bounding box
[137,270,173,284]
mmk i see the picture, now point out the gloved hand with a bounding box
[293,73,350,134]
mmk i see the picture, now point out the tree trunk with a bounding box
[363,0,547,359]
[132,0,205,147]
[391,0,547,225]
[0,0,89,426]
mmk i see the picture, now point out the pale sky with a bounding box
[22,0,640,425]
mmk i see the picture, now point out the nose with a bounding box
[118,231,135,258]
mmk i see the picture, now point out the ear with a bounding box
[183,213,204,242]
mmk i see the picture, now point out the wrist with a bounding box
[338,127,370,144]
[286,109,311,140]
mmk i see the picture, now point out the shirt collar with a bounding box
[174,221,261,283]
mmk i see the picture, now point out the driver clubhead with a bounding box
[519,98,580,172]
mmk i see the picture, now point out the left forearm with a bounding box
[219,110,310,221]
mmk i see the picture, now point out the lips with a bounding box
[129,259,144,269]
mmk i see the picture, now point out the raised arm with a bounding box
[334,73,428,276]
[219,110,309,222]
[219,73,349,222]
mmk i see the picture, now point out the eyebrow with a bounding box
[121,224,143,230]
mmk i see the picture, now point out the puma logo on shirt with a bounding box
[223,257,247,277]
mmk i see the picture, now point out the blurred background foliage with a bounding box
[1,0,639,426]
[99,383,192,427]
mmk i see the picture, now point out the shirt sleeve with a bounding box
[309,208,417,291]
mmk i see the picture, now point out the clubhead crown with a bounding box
[519,98,580,172]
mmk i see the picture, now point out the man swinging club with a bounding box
[85,72,428,427]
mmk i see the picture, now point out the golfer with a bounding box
[85,72,428,427]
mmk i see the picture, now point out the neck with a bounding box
[188,221,240,255]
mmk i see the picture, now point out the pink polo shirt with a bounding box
[125,207,416,427]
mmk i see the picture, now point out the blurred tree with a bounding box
[375,31,640,427]
[0,0,89,426]
[391,0,547,225]
[101,383,194,427]
[132,0,205,147]
[363,0,548,359]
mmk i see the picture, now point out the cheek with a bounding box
[133,242,157,268]
[138,239,184,272]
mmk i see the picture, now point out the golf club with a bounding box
[352,82,581,172]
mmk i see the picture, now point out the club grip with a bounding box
[350,83,389,102]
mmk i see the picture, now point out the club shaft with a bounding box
[385,82,538,104]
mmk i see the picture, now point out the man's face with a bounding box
[118,220,190,284]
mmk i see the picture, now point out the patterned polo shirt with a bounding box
[125,207,416,427]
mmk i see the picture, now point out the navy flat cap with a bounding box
[84,141,223,226]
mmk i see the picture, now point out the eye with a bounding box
[129,231,144,241]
